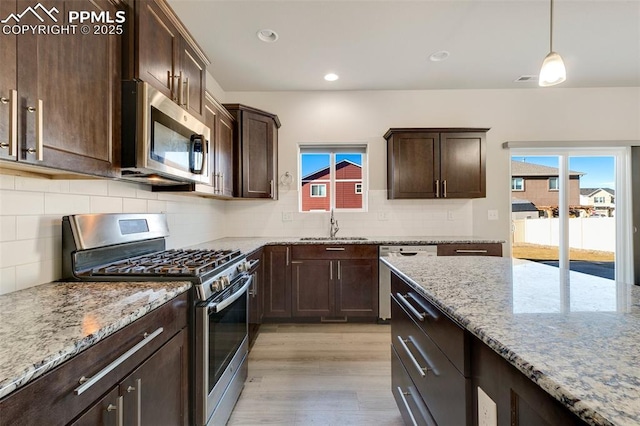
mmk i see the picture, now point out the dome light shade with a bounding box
[538,51,566,86]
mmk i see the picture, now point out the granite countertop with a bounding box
[381,255,640,426]
[0,281,191,399]
[187,236,504,255]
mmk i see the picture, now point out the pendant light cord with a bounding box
[549,0,554,52]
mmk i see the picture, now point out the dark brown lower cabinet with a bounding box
[335,259,378,317]
[0,293,189,426]
[263,246,292,318]
[292,260,334,317]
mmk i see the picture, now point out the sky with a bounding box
[301,153,362,177]
[512,156,615,189]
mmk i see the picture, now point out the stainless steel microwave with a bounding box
[121,80,211,185]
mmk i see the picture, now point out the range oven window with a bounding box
[207,288,248,394]
[150,106,193,172]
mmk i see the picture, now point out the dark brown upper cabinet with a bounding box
[385,128,489,199]
[132,0,209,120]
[204,92,235,198]
[223,104,280,199]
[0,0,121,178]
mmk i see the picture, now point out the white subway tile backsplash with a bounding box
[15,176,69,193]
[0,216,16,242]
[0,237,57,268]
[0,267,16,295]
[91,196,123,213]
[0,190,44,215]
[0,175,15,190]
[69,180,109,196]
[108,181,139,198]
[135,186,158,200]
[16,258,60,291]
[147,200,167,213]
[122,198,148,213]
[44,193,91,215]
[16,215,61,240]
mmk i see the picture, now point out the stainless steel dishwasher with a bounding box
[379,245,438,321]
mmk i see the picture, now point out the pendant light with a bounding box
[539,0,566,86]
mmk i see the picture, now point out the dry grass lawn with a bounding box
[513,243,615,262]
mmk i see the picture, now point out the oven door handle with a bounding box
[208,275,253,313]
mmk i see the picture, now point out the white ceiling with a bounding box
[167,0,640,92]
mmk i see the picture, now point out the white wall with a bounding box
[223,87,640,243]
[0,175,227,295]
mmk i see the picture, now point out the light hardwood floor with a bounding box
[227,323,404,426]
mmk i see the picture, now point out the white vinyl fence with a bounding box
[512,217,615,252]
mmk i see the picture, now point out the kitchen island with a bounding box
[382,255,640,426]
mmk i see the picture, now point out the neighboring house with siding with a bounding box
[301,160,362,211]
[511,161,583,209]
[580,188,615,217]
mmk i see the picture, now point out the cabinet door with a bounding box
[292,260,334,317]
[0,0,17,161]
[439,132,486,198]
[69,388,121,426]
[217,111,235,197]
[335,259,378,317]
[179,41,206,120]
[120,328,189,426]
[16,0,120,177]
[137,0,179,101]
[263,246,291,318]
[241,111,276,199]
[388,132,439,199]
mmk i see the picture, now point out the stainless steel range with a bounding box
[62,213,256,426]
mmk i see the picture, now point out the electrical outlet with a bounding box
[377,211,390,221]
[478,387,497,426]
[282,212,293,222]
[447,210,455,221]
[487,210,499,221]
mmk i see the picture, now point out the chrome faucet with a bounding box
[329,209,339,238]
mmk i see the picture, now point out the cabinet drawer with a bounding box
[0,292,188,426]
[392,346,437,426]
[392,297,469,426]
[437,243,502,257]
[391,273,468,375]
[291,244,377,260]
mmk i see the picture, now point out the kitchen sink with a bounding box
[299,237,368,241]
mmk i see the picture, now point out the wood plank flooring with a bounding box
[227,323,403,426]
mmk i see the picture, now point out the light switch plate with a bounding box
[377,211,389,221]
[478,386,497,426]
[282,212,293,222]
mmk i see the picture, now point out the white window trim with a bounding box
[510,146,633,286]
[511,177,525,191]
[310,183,327,197]
[298,144,368,212]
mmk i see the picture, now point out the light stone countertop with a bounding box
[0,281,191,399]
[187,236,504,255]
[381,255,640,426]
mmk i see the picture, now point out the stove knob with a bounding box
[222,276,231,289]
[209,280,222,292]
[237,261,248,273]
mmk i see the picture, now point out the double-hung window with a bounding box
[511,177,524,191]
[549,177,559,191]
[299,145,367,212]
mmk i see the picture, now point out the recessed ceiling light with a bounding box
[429,50,450,62]
[257,29,278,43]
[324,73,339,82]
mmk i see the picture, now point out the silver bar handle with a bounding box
[270,179,274,197]
[330,261,333,280]
[184,77,189,109]
[26,99,43,161]
[135,378,142,426]
[397,336,430,378]
[325,247,345,251]
[435,179,440,198]
[221,172,224,195]
[443,179,447,198]
[455,249,488,254]
[286,247,290,266]
[106,395,124,426]
[178,72,183,106]
[396,293,426,321]
[337,260,341,280]
[406,293,439,320]
[168,71,174,101]
[396,387,418,426]
[74,327,164,395]
[0,90,18,156]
